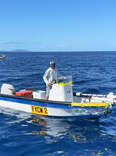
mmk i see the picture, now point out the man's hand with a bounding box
[48,82,52,86]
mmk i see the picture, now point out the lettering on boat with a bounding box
[31,105,48,115]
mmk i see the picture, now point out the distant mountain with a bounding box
[12,49,32,52]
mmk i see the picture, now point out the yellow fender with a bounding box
[71,102,108,107]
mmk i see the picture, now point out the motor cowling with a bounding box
[1,83,15,95]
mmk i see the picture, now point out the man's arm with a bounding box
[43,69,49,85]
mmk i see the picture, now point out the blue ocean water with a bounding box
[0,52,116,156]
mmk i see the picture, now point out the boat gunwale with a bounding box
[0,93,108,108]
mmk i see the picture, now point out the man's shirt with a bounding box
[43,67,60,86]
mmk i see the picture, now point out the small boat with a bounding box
[0,76,115,119]
[0,54,6,59]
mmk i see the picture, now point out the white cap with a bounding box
[50,61,55,65]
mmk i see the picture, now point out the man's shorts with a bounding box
[46,86,52,96]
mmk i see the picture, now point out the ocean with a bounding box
[0,52,116,156]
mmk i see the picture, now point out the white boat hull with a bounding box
[0,95,108,118]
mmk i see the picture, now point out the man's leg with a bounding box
[46,86,51,100]
[46,96,49,100]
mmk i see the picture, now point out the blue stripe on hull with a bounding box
[0,96,70,108]
[0,96,105,110]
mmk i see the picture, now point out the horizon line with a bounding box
[0,50,116,53]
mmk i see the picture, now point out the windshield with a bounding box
[57,75,72,84]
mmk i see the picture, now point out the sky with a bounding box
[0,0,116,52]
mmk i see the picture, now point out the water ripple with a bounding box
[0,52,116,155]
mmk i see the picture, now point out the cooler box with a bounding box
[33,90,46,99]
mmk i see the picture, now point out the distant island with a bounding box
[0,49,32,53]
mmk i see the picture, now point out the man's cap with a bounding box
[50,61,55,65]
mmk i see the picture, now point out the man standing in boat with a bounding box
[43,61,60,100]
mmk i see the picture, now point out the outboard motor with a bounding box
[1,84,15,95]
